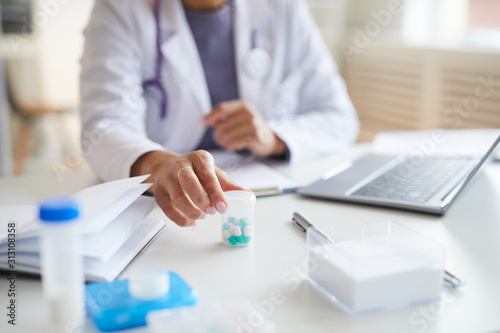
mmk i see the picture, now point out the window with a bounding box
[401,0,500,49]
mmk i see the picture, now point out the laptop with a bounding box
[298,135,500,215]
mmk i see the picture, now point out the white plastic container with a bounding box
[307,219,444,315]
[128,269,170,301]
[39,198,84,332]
[221,191,256,247]
[148,299,276,333]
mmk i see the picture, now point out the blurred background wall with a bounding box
[1,0,93,176]
[1,0,499,177]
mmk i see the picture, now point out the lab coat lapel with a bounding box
[234,0,272,109]
[158,0,211,114]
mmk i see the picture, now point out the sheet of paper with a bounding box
[211,151,302,193]
[72,174,150,218]
[86,218,165,282]
[0,218,165,282]
[0,196,156,261]
[83,196,156,261]
[372,129,500,157]
[77,183,152,234]
[0,176,162,282]
[15,177,152,239]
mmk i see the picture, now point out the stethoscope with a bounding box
[143,0,272,119]
[143,0,168,119]
[243,29,272,81]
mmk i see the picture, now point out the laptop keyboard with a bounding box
[351,158,472,203]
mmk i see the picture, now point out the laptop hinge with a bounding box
[440,178,467,208]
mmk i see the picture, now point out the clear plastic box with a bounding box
[307,219,444,315]
[221,191,256,247]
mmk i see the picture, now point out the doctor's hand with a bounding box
[131,150,246,227]
[203,101,287,157]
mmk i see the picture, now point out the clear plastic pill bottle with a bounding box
[221,191,256,247]
[40,198,84,333]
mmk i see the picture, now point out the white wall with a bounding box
[36,0,94,108]
[308,0,348,68]
[2,0,94,108]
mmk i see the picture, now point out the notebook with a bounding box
[298,133,500,215]
[0,175,165,282]
[211,151,302,196]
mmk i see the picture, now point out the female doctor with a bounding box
[80,0,359,227]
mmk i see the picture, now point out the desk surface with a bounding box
[1,145,500,333]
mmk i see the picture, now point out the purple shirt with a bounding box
[184,2,239,150]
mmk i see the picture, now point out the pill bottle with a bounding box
[221,191,256,247]
[39,198,84,333]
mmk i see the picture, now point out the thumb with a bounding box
[215,168,248,192]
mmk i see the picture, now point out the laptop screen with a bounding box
[457,135,500,190]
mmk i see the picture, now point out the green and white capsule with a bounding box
[223,229,237,245]
[229,225,244,243]
[243,225,252,244]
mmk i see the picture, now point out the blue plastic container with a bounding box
[85,271,198,332]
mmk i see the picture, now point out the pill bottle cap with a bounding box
[224,190,256,206]
[39,198,79,223]
[129,269,170,301]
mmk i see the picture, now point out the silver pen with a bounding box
[292,212,335,244]
[292,212,463,289]
[252,187,283,197]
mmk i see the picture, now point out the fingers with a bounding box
[154,186,198,228]
[157,172,244,229]
[216,168,248,192]
[204,100,278,156]
[153,150,248,227]
[177,166,212,213]
[203,100,247,126]
[214,108,252,130]
[209,103,257,151]
[166,174,206,220]
[213,123,255,151]
[189,151,228,214]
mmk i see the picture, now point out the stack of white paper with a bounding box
[211,151,302,194]
[0,175,165,282]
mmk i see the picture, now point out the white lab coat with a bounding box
[80,0,359,181]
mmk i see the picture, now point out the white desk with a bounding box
[1,145,500,333]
